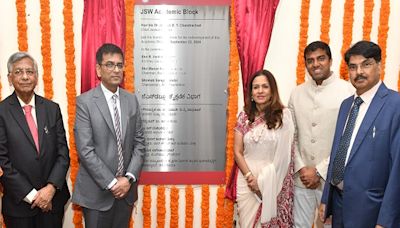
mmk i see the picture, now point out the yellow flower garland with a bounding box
[16,0,28,51]
[169,186,179,227]
[362,0,374,40]
[296,0,310,85]
[124,0,135,92]
[339,0,354,80]
[377,0,390,80]
[40,0,54,99]
[320,0,331,43]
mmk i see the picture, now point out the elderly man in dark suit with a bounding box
[320,41,400,228]
[72,43,145,228]
[0,52,70,228]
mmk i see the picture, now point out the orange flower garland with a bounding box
[142,185,152,228]
[169,186,179,228]
[156,185,166,228]
[185,185,194,228]
[296,0,310,85]
[201,185,210,228]
[16,0,28,51]
[320,0,331,43]
[339,0,354,80]
[63,0,82,227]
[40,0,54,99]
[124,0,135,92]
[362,0,374,40]
[377,0,390,80]
[215,186,225,228]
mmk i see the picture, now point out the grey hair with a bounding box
[7,52,38,74]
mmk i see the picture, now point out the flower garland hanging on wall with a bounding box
[40,0,54,99]
[124,0,135,92]
[63,0,81,227]
[339,0,354,81]
[142,185,152,228]
[16,0,28,51]
[157,185,166,227]
[320,0,331,43]
[362,0,374,40]
[201,185,210,228]
[296,0,310,85]
[377,0,390,80]
[170,186,179,227]
[185,185,194,228]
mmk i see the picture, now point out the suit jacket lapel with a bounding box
[8,92,37,152]
[35,95,46,154]
[347,84,388,163]
[120,90,129,141]
[93,86,117,138]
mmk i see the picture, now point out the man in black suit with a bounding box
[0,52,70,228]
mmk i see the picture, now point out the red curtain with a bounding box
[81,0,126,93]
[234,0,280,100]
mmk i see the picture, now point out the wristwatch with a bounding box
[125,175,134,184]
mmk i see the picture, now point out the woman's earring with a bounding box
[251,97,254,101]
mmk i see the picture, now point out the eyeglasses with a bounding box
[100,62,124,71]
[10,68,36,77]
[348,59,376,72]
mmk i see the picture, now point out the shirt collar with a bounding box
[310,71,336,87]
[353,80,382,106]
[17,94,36,108]
[100,83,120,101]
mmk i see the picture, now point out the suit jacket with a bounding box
[72,85,145,211]
[0,93,70,217]
[322,83,400,228]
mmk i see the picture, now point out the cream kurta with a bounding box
[288,74,353,187]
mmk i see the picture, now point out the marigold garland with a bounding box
[124,0,135,92]
[296,0,310,85]
[185,185,194,228]
[156,185,166,228]
[169,186,179,228]
[16,0,28,51]
[142,185,152,228]
[215,186,225,228]
[362,0,374,40]
[40,0,54,99]
[62,0,81,227]
[339,0,354,80]
[201,185,210,228]
[377,0,390,80]
[320,0,331,43]
[220,0,240,227]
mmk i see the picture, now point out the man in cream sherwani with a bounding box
[289,41,353,228]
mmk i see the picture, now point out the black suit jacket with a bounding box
[0,92,70,217]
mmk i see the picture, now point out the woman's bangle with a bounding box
[244,171,252,179]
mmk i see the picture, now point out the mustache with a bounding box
[354,75,367,81]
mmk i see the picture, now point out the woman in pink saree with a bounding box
[234,70,294,227]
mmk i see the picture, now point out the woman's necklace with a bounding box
[250,122,266,143]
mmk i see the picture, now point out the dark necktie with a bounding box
[23,105,40,153]
[332,97,363,185]
[112,94,124,176]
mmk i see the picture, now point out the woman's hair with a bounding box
[244,69,284,129]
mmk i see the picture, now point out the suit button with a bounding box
[311,139,316,143]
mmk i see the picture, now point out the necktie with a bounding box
[332,97,363,185]
[112,94,124,176]
[23,105,39,153]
